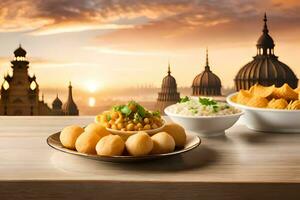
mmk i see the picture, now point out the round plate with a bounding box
[47,132,201,163]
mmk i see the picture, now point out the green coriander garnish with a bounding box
[180,96,190,103]
[199,97,217,106]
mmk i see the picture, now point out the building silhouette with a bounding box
[52,94,64,115]
[235,13,298,90]
[192,49,222,96]
[156,63,180,114]
[0,45,79,116]
[62,82,79,115]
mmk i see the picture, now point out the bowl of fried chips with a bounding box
[227,83,300,132]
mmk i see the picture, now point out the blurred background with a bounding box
[0,0,299,115]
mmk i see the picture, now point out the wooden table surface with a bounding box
[0,116,299,200]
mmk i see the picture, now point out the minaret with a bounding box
[205,47,210,71]
[62,82,79,115]
[256,13,275,55]
[263,13,268,34]
[0,45,58,115]
[0,45,40,115]
[167,61,171,75]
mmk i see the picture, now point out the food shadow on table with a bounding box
[50,144,218,173]
[202,132,234,143]
[231,125,300,144]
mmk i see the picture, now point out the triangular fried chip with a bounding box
[287,100,300,110]
[294,87,300,93]
[247,96,269,108]
[271,83,298,101]
[249,84,275,98]
[267,98,288,109]
[236,90,253,105]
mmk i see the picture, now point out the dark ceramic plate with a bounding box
[47,132,201,163]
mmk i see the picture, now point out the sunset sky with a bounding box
[0,0,300,94]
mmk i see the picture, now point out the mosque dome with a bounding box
[52,95,63,109]
[192,49,222,96]
[14,45,27,57]
[157,63,180,101]
[156,63,180,114]
[160,65,178,94]
[235,13,298,90]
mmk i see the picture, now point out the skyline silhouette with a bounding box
[1,1,300,114]
[0,0,300,91]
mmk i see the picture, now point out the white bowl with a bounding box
[164,105,243,137]
[227,93,300,133]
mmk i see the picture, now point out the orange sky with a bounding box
[0,0,300,94]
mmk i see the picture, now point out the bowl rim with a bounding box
[106,118,166,135]
[164,103,244,119]
[226,92,300,113]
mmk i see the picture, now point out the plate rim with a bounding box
[46,132,201,161]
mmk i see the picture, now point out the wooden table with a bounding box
[0,116,299,200]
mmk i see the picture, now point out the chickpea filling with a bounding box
[95,101,164,131]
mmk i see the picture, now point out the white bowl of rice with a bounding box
[164,97,243,137]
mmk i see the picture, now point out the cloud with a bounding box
[30,23,133,35]
[91,0,300,51]
[84,46,175,56]
[0,0,190,34]
[0,0,300,51]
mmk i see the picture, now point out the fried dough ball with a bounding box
[96,135,125,156]
[236,90,253,105]
[74,123,111,154]
[247,96,269,108]
[84,123,110,138]
[151,132,175,154]
[60,125,84,150]
[249,84,274,98]
[125,131,153,156]
[162,123,186,147]
[272,83,298,101]
[75,130,103,154]
[267,98,288,109]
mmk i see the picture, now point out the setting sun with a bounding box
[88,97,96,107]
[85,81,101,93]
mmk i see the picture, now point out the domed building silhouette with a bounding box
[0,45,79,116]
[62,82,79,115]
[235,13,298,90]
[52,94,64,115]
[156,63,180,114]
[192,49,222,96]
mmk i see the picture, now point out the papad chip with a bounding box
[287,100,300,110]
[236,90,253,105]
[294,87,300,93]
[249,84,274,98]
[271,83,298,101]
[247,96,269,108]
[267,98,288,109]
